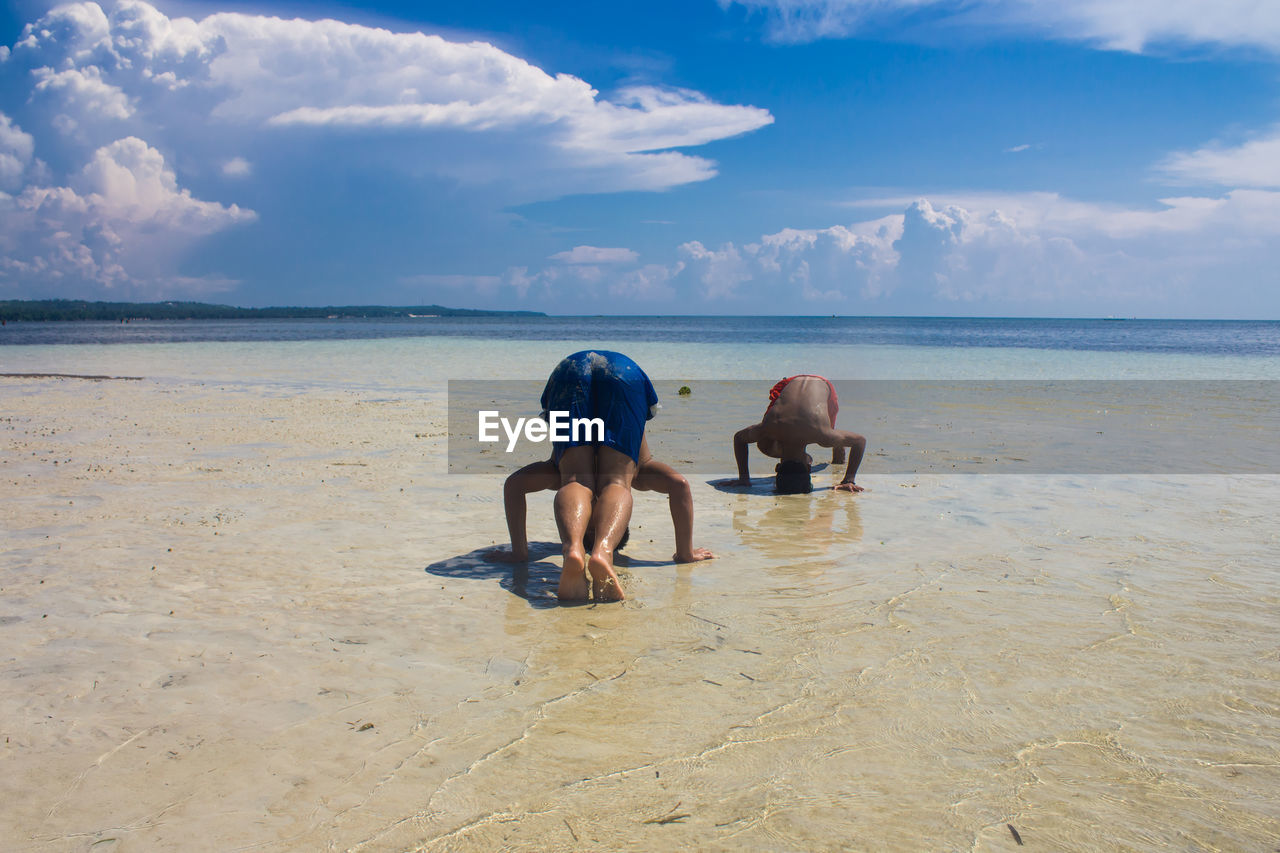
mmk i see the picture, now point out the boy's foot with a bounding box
[557,547,590,601]
[588,552,625,601]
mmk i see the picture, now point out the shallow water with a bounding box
[1,326,1277,850]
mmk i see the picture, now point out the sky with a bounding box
[1,0,1279,317]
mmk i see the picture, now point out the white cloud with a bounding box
[787,192,1280,308]
[723,0,1280,53]
[221,157,251,178]
[489,256,686,308]
[549,246,640,264]
[0,137,254,297]
[1159,125,1280,189]
[898,189,1280,239]
[677,216,901,305]
[231,23,770,193]
[569,86,774,154]
[0,112,36,190]
[610,262,683,301]
[6,1,771,196]
[1016,0,1280,53]
[678,240,754,300]
[480,190,1280,314]
[889,198,1098,305]
[32,65,133,122]
[77,137,249,229]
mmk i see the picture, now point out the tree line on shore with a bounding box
[0,300,543,322]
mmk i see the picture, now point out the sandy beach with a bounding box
[2,338,1278,851]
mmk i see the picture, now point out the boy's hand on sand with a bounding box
[834,482,866,493]
[484,548,528,563]
[674,547,715,563]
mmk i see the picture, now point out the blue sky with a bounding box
[2,0,1279,317]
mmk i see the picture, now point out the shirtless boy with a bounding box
[497,350,711,602]
[729,374,867,494]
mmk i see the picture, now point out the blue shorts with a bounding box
[540,350,658,464]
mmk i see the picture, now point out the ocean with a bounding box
[5,314,1280,356]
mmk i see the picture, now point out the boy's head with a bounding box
[774,459,813,494]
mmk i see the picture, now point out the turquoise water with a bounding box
[5,315,1280,357]
[5,318,1280,390]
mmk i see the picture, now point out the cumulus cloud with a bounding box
[6,1,771,194]
[473,190,1280,314]
[0,113,37,190]
[496,256,686,308]
[549,246,640,264]
[890,199,1099,305]
[674,216,904,307]
[31,65,134,122]
[76,137,249,228]
[609,263,683,301]
[723,0,1280,53]
[0,136,254,297]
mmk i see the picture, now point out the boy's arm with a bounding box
[730,424,760,485]
[491,459,560,561]
[831,431,868,492]
[634,459,714,563]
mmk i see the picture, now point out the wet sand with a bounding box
[2,366,1278,851]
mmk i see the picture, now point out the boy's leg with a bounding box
[587,446,637,601]
[554,446,595,600]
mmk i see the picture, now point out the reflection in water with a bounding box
[732,492,864,568]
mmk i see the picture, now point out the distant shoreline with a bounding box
[0,300,545,323]
[1,301,1273,324]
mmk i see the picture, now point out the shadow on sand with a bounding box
[424,541,667,608]
[706,463,829,495]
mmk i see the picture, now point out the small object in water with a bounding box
[645,812,690,825]
[358,723,374,732]
[643,803,690,824]
[678,385,691,396]
[1007,824,1023,845]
